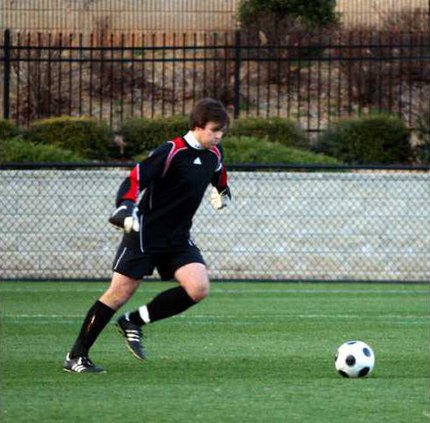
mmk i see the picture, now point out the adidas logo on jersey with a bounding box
[193,157,202,165]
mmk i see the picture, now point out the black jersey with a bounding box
[116,137,228,250]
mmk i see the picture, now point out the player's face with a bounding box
[193,121,226,149]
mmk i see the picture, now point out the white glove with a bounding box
[210,187,231,210]
[123,206,140,233]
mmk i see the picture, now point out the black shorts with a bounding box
[112,232,206,280]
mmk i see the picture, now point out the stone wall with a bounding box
[1,168,429,281]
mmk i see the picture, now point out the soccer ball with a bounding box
[335,340,375,378]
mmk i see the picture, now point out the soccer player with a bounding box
[64,98,231,373]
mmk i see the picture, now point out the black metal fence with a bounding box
[1,163,429,282]
[1,29,429,132]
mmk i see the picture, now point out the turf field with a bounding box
[1,281,429,422]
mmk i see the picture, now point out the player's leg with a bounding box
[99,272,141,310]
[127,263,208,324]
[64,272,140,373]
[116,252,209,360]
[175,262,210,301]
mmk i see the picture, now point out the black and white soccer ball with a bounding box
[335,340,375,378]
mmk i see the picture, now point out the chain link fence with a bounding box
[1,164,429,282]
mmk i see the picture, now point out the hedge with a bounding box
[415,111,430,164]
[228,117,308,149]
[221,136,339,164]
[2,113,418,165]
[0,137,85,163]
[23,116,113,160]
[124,115,309,158]
[0,119,20,140]
[120,115,189,156]
[316,114,412,164]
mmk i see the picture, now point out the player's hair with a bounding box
[189,98,229,131]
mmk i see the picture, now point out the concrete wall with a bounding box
[1,0,428,33]
[1,168,429,281]
[0,0,238,33]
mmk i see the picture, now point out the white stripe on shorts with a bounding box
[113,247,127,270]
[139,214,145,253]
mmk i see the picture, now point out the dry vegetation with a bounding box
[1,3,429,133]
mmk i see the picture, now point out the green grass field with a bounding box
[1,282,429,422]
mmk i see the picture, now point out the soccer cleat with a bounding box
[116,314,146,360]
[63,353,106,373]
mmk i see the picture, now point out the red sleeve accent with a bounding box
[209,146,222,165]
[218,166,228,190]
[210,146,228,190]
[162,137,188,177]
[120,164,139,203]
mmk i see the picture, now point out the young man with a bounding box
[64,98,231,373]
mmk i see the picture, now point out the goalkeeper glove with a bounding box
[210,186,231,210]
[109,200,140,233]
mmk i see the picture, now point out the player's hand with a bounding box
[109,200,140,233]
[210,186,231,210]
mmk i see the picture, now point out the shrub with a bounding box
[0,137,85,163]
[238,1,338,87]
[23,116,113,160]
[316,114,412,164]
[239,0,338,44]
[120,115,189,156]
[0,119,20,140]
[228,117,308,149]
[222,136,339,164]
[415,111,430,164]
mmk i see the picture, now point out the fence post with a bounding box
[3,29,11,120]
[233,29,241,119]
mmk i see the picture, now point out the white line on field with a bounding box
[186,314,429,320]
[4,314,83,318]
[0,288,107,293]
[212,289,429,295]
[4,313,429,321]
[0,288,428,295]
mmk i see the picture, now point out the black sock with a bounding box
[70,300,115,358]
[128,286,196,325]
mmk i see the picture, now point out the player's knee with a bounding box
[101,275,139,309]
[116,284,136,302]
[176,263,210,302]
[103,286,133,309]
[186,279,210,302]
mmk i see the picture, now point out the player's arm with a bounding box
[109,144,170,231]
[210,145,231,210]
